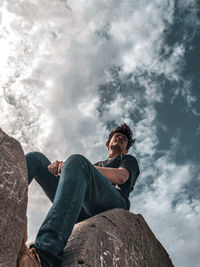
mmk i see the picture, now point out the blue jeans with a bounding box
[26,152,127,267]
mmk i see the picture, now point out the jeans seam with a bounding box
[59,172,85,246]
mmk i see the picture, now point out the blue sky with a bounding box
[0,1,199,266]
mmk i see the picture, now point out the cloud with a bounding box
[131,156,200,267]
[0,0,182,153]
[0,1,199,267]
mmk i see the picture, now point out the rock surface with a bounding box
[62,208,174,267]
[0,129,28,267]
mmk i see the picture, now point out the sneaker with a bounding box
[17,245,41,267]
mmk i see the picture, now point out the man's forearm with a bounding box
[94,166,129,184]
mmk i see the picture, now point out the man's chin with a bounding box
[110,144,122,153]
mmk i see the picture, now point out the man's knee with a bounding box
[64,154,91,172]
[66,154,88,163]
[26,151,45,160]
[25,152,49,172]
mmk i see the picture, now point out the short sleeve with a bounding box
[120,154,140,191]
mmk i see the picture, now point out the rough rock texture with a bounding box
[0,129,28,267]
[62,209,174,267]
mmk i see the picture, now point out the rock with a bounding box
[62,208,174,267]
[0,129,28,267]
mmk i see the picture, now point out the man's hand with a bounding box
[57,162,64,176]
[48,160,64,176]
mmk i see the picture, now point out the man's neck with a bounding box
[108,150,122,158]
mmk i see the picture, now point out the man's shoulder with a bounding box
[122,154,138,162]
[94,154,139,167]
[121,154,140,172]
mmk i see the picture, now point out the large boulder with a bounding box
[0,129,28,267]
[62,209,174,267]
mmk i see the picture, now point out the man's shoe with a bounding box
[17,246,41,267]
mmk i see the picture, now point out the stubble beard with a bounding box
[110,143,122,154]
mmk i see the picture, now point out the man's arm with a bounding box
[94,166,129,184]
[48,161,129,183]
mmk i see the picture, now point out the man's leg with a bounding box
[26,152,89,224]
[26,152,59,202]
[32,154,127,267]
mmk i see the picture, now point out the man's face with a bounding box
[107,132,129,154]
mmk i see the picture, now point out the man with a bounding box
[19,123,140,267]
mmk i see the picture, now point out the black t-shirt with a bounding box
[94,154,140,209]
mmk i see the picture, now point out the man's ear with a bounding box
[106,141,109,148]
[124,149,128,155]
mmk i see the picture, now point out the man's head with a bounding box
[106,123,135,155]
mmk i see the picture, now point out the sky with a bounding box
[0,0,199,266]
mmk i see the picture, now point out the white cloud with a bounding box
[131,156,200,267]
[0,1,199,267]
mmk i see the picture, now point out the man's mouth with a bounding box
[116,139,123,144]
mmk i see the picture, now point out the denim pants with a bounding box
[26,152,127,267]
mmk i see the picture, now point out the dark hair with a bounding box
[107,123,135,150]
